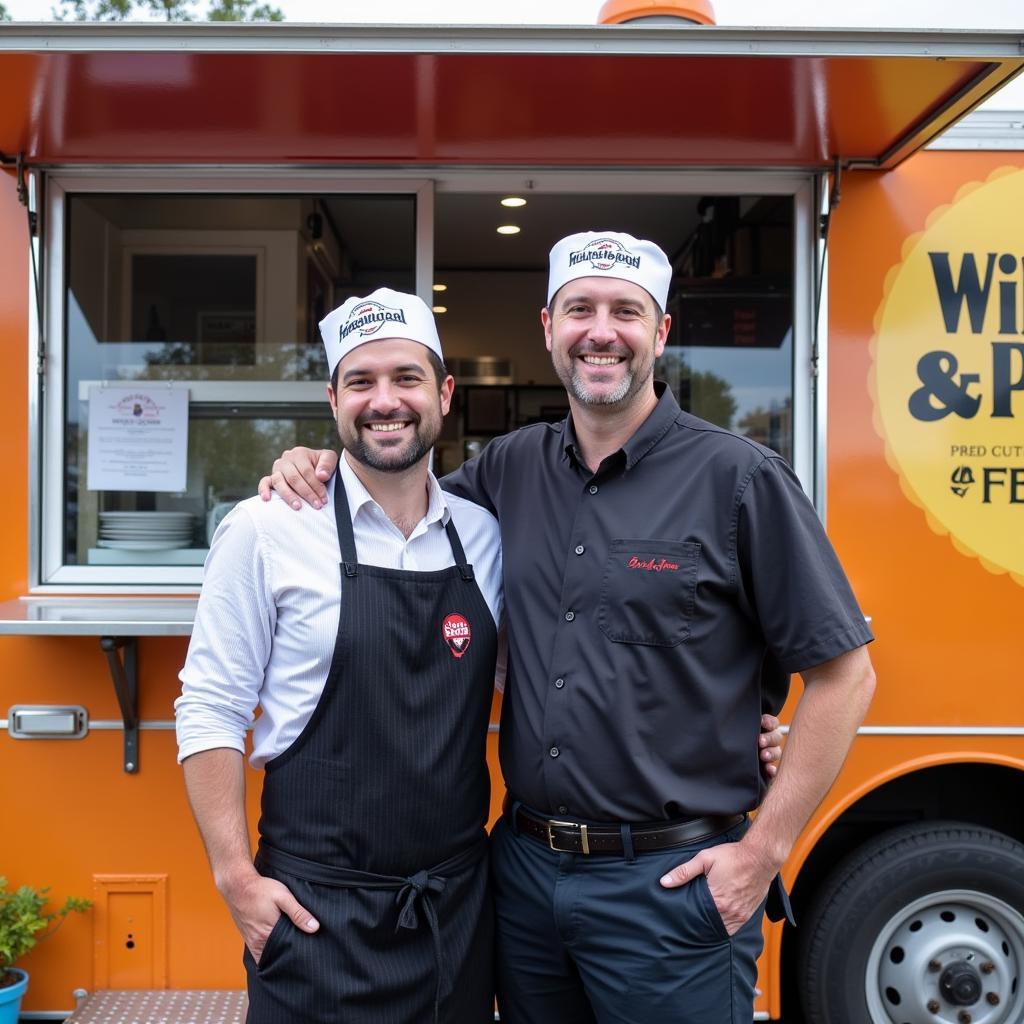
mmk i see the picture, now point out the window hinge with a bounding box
[818,156,842,241]
[15,154,37,235]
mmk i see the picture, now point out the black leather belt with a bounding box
[508,803,745,856]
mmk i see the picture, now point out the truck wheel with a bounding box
[798,822,1024,1024]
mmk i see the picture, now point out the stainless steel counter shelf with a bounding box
[0,597,197,773]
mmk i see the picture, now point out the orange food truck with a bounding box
[0,2,1022,1021]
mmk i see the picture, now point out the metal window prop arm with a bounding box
[99,637,140,774]
[1,152,46,382]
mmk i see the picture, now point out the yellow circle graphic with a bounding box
[871,166,1024,586]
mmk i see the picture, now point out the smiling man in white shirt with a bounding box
[176,289,504,1024]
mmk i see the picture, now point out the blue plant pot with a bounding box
[0,969,28,1024]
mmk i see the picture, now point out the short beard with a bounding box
[344,432,433,473]
[339,411,440,474]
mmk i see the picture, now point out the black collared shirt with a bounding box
[442,383,873,822]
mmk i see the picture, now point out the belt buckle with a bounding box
[546,819,590,855]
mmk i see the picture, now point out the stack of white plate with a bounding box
[97,511,195,550]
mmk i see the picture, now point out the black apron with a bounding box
[245,468,497,1024]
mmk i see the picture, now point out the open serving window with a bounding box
[36,173,808,589]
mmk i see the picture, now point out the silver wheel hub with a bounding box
[866,889,1024,1024]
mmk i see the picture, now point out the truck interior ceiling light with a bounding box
[500,197,527,207]
[432,305,448,314]
[496,225,521,235]
[433,283,447,292]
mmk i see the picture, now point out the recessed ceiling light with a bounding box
[496,225,521,235]
[432,283,447,292]
[500,196,527,208]
[432,305,448,314]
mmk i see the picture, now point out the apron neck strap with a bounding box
[444,517,474,581]
[333,464,360,573]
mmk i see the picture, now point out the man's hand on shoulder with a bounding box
[218,865,319,962]
[258,447,338,510]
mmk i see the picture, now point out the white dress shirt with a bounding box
[176,456,504,768]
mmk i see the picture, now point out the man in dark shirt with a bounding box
[260,231,875,1023]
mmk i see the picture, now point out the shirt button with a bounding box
[574,544,585,555]
[554,677,565,689]
[564,611,575,622]
[557,805,568,814]
[549,747,560,758]
[588,484,599,495]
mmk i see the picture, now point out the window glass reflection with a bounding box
[63,194,415,568]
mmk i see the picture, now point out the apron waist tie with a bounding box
[394,870,445,1024]
[256,837,487,1024]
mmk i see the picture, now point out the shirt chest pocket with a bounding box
[597,539,701,647]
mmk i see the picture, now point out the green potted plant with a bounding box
[0,877,90,1024]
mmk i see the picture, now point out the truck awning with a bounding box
[0,23,1021,170]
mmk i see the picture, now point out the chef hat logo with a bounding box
[340,300,408,341]
[319,287,443,379]
[547,231,672,310]
[570,237,641,274]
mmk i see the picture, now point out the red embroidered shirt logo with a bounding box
[627,556,680,572]
[442,613,472,659]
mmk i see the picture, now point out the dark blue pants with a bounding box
[491,815,765,1024]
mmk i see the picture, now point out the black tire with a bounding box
[797,821,1024,1024]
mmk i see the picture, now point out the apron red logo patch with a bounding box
[442,613,472,659]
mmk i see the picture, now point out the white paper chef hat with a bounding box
[547,231,672,311]
[319,288,443,378]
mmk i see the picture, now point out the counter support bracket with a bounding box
[99,636,139,773]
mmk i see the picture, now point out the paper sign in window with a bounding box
[86,386,189,492]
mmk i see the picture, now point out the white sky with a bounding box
[6,0,1024,27]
